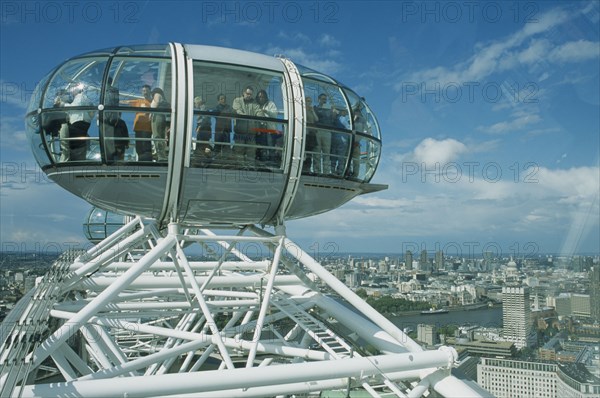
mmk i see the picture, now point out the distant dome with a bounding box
[507,258,517,269]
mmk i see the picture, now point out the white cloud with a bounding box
[1,172,91,248]
[264,46,342,75]
[537,166,600,202]
[318,34,340,47]
[412,138,468,165]
[276,31,311,44]
[288,155,599,252]
[265,32,343,75]
[0,115,30,152]
[0,79,31,110]
[548,40,600,63]
[397,7,593,89]
[353,196,414,209]
[478,110,542,134]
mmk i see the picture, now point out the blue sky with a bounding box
[1,1,599,257]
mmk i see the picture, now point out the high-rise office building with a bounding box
[572,256,585,272]
[420,249,430,272]
[417,324,438,346]
[478,358,600,398]
[502,286,535,349]
[435,250,443,272]
[591,266,600,322]
[571,294,591,318]
[405,250,413,271]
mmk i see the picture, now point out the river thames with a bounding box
[390,306,503,330]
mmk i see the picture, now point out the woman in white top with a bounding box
[63,83,94,161]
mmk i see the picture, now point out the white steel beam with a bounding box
[76,216,143,263]
[86,261,270,272]
[246,236,284,367]
[20,349,456,398]
[157,369,422,398]
[171,235,235,370]
[29,235,177,370]
[281,236,423,352]
[78,274,303,290]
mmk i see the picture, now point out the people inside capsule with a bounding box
[41,89,70,162]
[213,93,233,159]
[194,96,212,159]
[255,89,279,164]
[232,86,261,163]
[348,103,367,178]
[150,87,169,162]
[329,108,349,176]
[303,96,318,173]
[103,78,130,161]
[313,93,332,174]
[125,85,153,161]
[27,45,381,191]
[63,83,95,161]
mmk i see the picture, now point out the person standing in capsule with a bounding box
[125,85,153,161]
[63,83,94,161]
[150,87,169,162]
[232,86,261,163]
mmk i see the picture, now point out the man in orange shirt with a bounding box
[127,85,153,161]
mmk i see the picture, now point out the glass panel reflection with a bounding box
[83,207,128,244]
[43,58,106,109]
[28,71,52,114]
[26,113,51,167]
[115,44,170,57]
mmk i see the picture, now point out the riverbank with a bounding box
[389,306,503,329]
[383,302,500,317]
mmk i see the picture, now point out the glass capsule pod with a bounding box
[25,43,386,226]
[83,207,128,244]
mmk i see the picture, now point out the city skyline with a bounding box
[1,1,599,255]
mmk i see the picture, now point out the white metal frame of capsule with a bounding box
[25,43,387,227]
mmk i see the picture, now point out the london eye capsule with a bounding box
[82,206,128,244]
[26,44,386,226]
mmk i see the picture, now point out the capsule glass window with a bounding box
[104,57,173,162]
[42,58,106,109]
[302,77,353,177]
[190,61,288,170]
[26,71,52,166]
[36,58,107,163]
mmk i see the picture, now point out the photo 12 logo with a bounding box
[1,162,52,185]
[401,241,540,259]
[400,1,539,24]
[399,161,540,183]
[0,81,36,107]
[400,81,539,104]
[200,1,340,24]
[1,2,140,24]
[1,241,90,256]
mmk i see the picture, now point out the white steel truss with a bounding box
[0,217,488,397]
